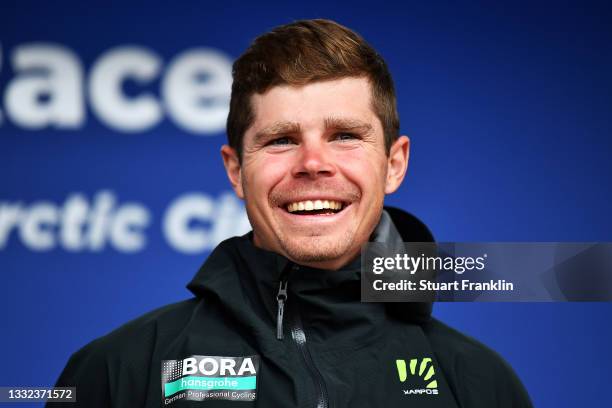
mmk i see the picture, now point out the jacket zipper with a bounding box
[276,264,330,408]
[276,280,288,340]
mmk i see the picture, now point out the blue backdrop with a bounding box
[1,1,611,407]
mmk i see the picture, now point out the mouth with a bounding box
[284,199,347,216]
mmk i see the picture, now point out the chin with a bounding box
[279,233,354,265]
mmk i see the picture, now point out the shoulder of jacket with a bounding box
[53,299,201,406]
[423,318,501,363]
[423,318,533,407]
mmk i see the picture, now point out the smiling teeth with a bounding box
[287,200,343,213]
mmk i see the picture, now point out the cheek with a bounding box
[336,150,387,196]
[243,155,289,202]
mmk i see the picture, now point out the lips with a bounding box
[286,199,344,213]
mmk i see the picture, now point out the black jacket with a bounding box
[51,207,532,407]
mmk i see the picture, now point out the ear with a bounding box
[220,145,244,199]
[385,135,410,194]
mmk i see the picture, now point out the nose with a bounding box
[291,138,336,179]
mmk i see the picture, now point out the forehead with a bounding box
[246,77,382,137]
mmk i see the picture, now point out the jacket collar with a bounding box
[186,207,434,347]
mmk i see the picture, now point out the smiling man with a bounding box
[221,76,406,271]
[51,19,532,407]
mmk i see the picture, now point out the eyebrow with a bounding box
[253,121,301,145]
[323,116,373,134]
[253,117,373,145]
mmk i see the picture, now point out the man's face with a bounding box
[222,77,409,270]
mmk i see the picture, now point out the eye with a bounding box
[334,132,359,141]
[268,137,294,146]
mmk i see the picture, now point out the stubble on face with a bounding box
[272,180,366,264]
[243,170,385,266]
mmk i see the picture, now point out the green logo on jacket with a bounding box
[396,358,438,394]
[161,355,259,405]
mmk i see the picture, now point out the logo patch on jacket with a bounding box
[161,355,259,404]
[396,358,439,395]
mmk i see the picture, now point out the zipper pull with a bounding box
[276,280,288,340]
